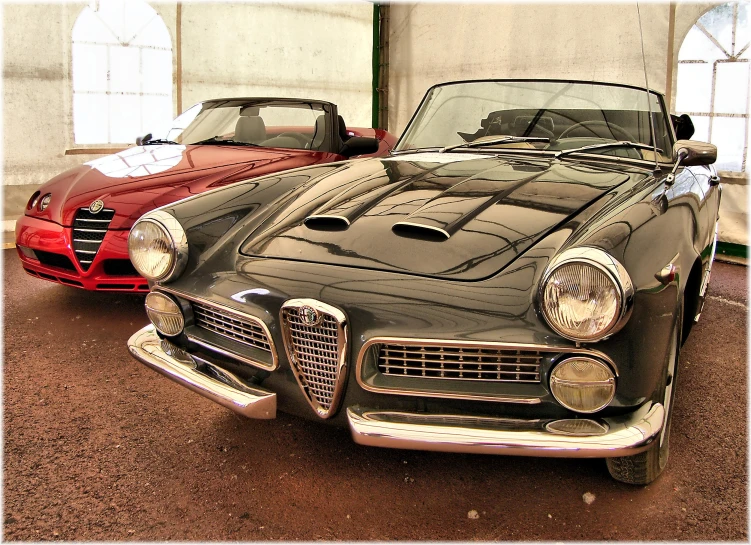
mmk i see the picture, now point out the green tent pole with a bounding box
[372,2,380,129]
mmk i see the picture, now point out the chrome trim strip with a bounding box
[156,286,279,371]
[696,220,719,322]
[72,239,102,243]
[185,333,275,371]
[539,247,634,343]
[75,249,97,254]
[280,298,348,419]
[356,336,618,404]
[347,403,664,458]
[128,325,276,419]
[73,228,107,233]
[75,218,111,223]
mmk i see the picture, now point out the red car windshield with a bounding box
[150,100,329,150]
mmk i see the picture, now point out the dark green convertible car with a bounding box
[126,79,721,484]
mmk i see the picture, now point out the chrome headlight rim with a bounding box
[549,355,616,414]
[129,210,189,283]
[539,247,634,343]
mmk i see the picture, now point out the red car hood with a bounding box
[35,144,338,229]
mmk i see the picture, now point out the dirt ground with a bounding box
[2,249,747,540]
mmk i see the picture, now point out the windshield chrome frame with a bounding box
[392,79,676,166]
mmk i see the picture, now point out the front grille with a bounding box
[72,208,115,271]
[102,259,139,276]
[281,300,348,418]
[33,250,76,272]
[377,343,543,383]
[191,301,273,353]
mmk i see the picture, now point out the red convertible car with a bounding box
[16,98,395,292]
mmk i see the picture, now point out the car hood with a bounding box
[36,144,332,229]
[238,152,638,281]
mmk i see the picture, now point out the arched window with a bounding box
[72,0,173,144]
[675,2,750,173]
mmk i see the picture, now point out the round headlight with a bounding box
[550,357,615,413]
[39,193,51,211]
[540,248,633,342]
[27,191,41,210]
[145,291,185,336]
[128,210,188,282]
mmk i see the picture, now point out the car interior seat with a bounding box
[234,113,267,144]
[310,115,331,151]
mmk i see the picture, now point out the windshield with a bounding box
[396,80,674,162]
[150,100,330,150]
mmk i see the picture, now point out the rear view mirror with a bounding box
[671,114,695,140]
[136,133,152,146]
[673,139,717,166]
[340,137,379,158]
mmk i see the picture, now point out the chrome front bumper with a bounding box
[128,325,276,419]
[129,325,663,457]
[347,404,664,458]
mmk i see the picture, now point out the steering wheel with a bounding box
[559,121,638,142]
[277,132,309,147]
[520,125,555,139]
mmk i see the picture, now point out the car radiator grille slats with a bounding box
[191,301,272,353]
[377,344,542,383]
[281,303,346,418]
[72,208,115,271]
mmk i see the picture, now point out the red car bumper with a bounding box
[15,215,149,292]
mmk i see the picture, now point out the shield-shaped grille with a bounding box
[280,299,348,419]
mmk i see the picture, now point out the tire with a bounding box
[606,303,681,485]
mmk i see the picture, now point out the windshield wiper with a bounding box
[142,138,179,145]
[556,141,662,158]
[193,137,260,147]
[440,136,550,153]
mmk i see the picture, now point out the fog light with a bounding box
[17,245,37,259]
[545,419,609,436]
[145,291,184,336]
[550,357,615,413]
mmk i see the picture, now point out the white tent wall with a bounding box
[1,1,373,228]
[387,2,671,134]
[387,1,747,248]
[179,3,373,128]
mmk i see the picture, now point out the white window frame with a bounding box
[676,2,750,175]
[69,0,173,151]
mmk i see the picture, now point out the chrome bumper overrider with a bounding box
[127,325,276,419]
[347,404,665,458]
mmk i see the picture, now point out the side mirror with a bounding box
[665,139,718,185]
[136,133,152,146]
[673,139,717,166]
[340,136,379,158]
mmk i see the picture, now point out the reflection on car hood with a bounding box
[35,144,333,229]
[239,152,634,281]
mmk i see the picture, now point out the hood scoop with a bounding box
[392,221,450,241]
[304,215,350,231]
[391,174,540,240]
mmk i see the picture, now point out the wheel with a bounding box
[605,303,681,485]
[559,120,638,142]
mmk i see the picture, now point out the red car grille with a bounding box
[72,208,115,271]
